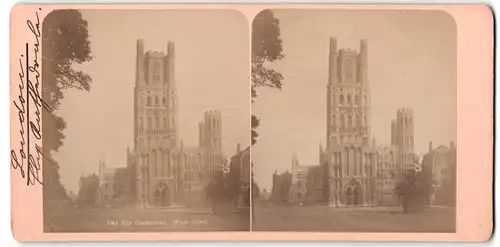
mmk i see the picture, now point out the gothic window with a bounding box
[147,117,153,133]
[155,117,159,133]
[139,117,143,134]
[347,95,351,104]
[345,60,354,80]
[356,115,360,128]
[355,95,359,104]
[155,97,159,105]
[364,116,367,127]
[348,115,353,128]
[151,150,157,178]
[162,97,166,105]
[340,115,345,129]
[163,118,167,131]
[340,94,344,104]
[364,95,368,104]
[147,96,152,106]
[332,93,336,105]
[212,119,216,128]
[332,115,336,126]
[152,61,160,82]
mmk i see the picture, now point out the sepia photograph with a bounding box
[9,3,494,242]
[251,9,457,232]
[41,9,251,232]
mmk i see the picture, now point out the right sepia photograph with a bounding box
[251,9,457,232]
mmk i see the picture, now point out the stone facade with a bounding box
[96,40,225,208]
[289,153,310,204]
[270,170,292,204]
[284,38,418,207]
[228,144,251,206]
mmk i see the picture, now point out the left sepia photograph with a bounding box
[41,9,251,232]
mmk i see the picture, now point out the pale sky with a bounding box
[252,9,457,191]
[53,10,250,194]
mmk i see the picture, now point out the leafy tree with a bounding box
[252,181,260,199]
[225,157,242,201]
[42,10,93,203]
[396,159,437,213]
[76,174,99,207]
[206,171,226,201]
[251,9,285,145]
[251,9,284,224]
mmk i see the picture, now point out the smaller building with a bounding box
[96,158,116,207]
[95,157,132,207]
[270,170,292,205]
[289,153,312,205]
[422,141,456,206]
[228,144,250,207]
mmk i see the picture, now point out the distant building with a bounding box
[96,158,116,207]
[228,143,251,206]
[270,170,292,204]
[422,141,457,205]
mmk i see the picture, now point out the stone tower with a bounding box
[326,38,371,149]
[325,37,376,207]
[133,39,178,207]
[394,108,415,170]
[199,110,224,174]
[199,110,222,151]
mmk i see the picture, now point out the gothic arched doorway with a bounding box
[154,182,171,207]
[345,180,363,206]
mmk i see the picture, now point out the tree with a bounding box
[206,171,226,213]
[76,174,99,207]
[42,10,93,204]
[252,181,261,199]
[251,9,285,145]
[225,158,242,201]
[396,158,437,213]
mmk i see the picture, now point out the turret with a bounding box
[136,39,144,84]
[358,39,368,84]
[165,41,175,85]
[328,37,338,85]
[202,110,222,150]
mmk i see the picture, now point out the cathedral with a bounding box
[283,37,416,207]
[97,39,225,208]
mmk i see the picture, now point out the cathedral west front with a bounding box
[282,38,417,207]
[111,39,226,208]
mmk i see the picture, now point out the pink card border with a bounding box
[9,4,494,242]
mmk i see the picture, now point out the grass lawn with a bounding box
[253,204,455,232]
[44,206,250,232]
